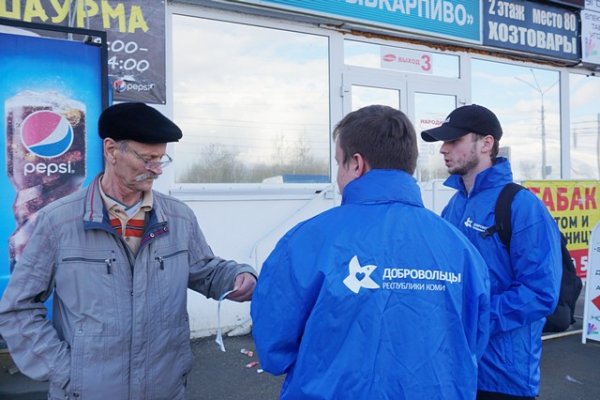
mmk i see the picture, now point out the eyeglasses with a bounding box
[126,147,173,170]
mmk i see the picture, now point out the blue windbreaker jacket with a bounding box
[442,158,562,397]
[251,170,490,400]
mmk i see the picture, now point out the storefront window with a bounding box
[172,15,330,183]
[570,73,600,180]
[472,59,561,180]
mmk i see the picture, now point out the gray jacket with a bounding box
[0,176,256,400]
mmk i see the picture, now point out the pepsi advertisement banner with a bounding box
[0,32,105,300]
[483,0,580,61]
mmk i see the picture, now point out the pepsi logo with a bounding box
[20,110,74,158]
[113,79,127,93]
[382,54,396,62]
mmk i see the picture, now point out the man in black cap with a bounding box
[421,104,562,400]
[0,102,257,400]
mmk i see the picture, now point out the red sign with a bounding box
[524,181,600,279]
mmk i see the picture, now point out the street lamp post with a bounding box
[515,69,558,179]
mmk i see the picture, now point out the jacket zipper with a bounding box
[62,256,115,274]
[154,250,187,270]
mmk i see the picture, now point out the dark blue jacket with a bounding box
[442,158,562,397]
[252,170,490,400]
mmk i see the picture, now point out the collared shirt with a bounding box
[98,179,153,254]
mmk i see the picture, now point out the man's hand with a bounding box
[226,272,256,302]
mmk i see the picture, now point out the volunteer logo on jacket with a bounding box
[464,216,489,233]
[343,255,462,294]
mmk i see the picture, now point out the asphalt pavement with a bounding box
[1,297,599,399]
[185,326,600,400]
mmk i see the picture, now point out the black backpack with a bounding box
[483,183,583,333]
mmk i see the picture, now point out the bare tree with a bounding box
[179,143,245,183]
[179,140,329,183]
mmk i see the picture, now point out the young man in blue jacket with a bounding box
[421,104,562,400]
[251,105,490,400]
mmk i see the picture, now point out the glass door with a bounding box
[351,85,400,111]
[342,68,404,113]
[342,68,464,183]
[411,91,458,181]
[407,79,464,182]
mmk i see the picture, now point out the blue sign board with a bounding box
[245,0,481,43]
[483,0,580,61]
[0,32,105,300]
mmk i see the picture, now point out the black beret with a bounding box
[98,102,182,143]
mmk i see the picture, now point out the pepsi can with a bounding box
[5,91,86,268]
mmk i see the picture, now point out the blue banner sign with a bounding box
[483,0,580,61]
[244,0,481,43]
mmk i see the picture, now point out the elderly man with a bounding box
[0,102,256,400]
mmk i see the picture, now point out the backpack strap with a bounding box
[481,183,526,250]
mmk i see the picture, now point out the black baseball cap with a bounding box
[421,104,503,142]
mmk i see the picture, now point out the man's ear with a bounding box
[480,135,494,154]
[104,138,118,164]
[351,153,369,178]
